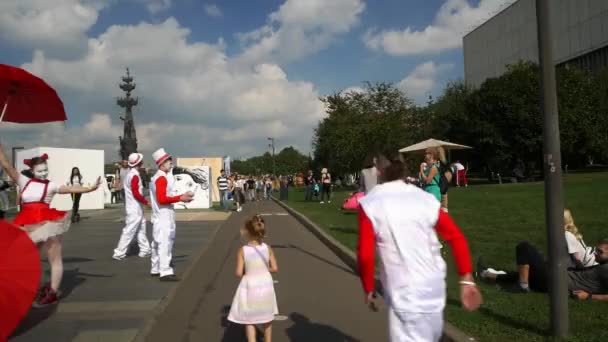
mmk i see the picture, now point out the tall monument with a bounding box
[117,68,139,160]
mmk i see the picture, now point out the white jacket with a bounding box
[359,181,446,313]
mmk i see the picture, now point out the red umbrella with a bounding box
[0,220,41,341]
[0,64,67,124]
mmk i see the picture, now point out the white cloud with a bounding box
[136,0,172,14]
[364,0,517,56]
[0,0,110,57]
[4,15,325,160]
[204,3,222,17]
[397,62,452,99]
[236,0,365,65]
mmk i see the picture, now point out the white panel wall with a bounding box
[464,0,608,87]
[16,147,105,211]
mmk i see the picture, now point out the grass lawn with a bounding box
[281,173,608,342]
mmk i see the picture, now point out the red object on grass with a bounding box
[0,220,41,341]
[0,64,67,123]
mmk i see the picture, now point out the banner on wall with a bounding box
[224,156,231,176]
[171,165,213,209]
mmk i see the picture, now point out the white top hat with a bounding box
[128,153,144,167]
[152,148,172,166]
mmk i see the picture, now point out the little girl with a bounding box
[228,215,278,342]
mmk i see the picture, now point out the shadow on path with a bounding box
[12,268,113,338]
[286,312,360,342]
[271,243,356,276]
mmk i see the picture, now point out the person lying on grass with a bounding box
[478,238,608,301]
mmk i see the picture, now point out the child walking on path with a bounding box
[228,215,279,342]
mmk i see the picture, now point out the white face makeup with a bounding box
[33,164,49,180]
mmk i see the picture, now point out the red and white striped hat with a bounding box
[128,153,144,167]
[152,148,172,166]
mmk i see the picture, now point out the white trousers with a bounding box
[151,211,176,277]
[113,209,151,258]
[0,191,9,211]
[389,309,443,342]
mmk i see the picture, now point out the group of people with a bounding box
[0,144,195,308]
[303,168,333,203]
[217,173,276,212]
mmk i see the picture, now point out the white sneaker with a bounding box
[112,255,126,261]
[139,252,151,258]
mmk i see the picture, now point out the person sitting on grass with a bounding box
[478,238,608,301]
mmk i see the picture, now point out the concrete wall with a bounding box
[464,0,608,87]
[16,147,105,211]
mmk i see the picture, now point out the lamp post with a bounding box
[267,137,276,176]
[535,0,568,338]
[12,146,24,168]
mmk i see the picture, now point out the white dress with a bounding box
[228,243,278,324]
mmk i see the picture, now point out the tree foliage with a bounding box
[311,62,608,177]
[231,147,308,176]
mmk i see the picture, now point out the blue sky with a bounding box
[0,0,515,160]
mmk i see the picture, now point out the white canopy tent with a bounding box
[399,138,472,154]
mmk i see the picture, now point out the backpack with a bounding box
[439,163,453,195]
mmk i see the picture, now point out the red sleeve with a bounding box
[155,176,181,205]
[357,207,376,294]
[130,176,149,206]
[434,210,473,276]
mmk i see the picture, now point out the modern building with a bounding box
[463,0,608,88]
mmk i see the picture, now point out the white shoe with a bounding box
[320,201,324,204]
[112,255,126,261]
[139,252,151,258]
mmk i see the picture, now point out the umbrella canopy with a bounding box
[0,64,67,124]
[399,138,473,153]
[0,220,41,341]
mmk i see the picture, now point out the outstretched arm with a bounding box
[0,143,20,183]
[58,177,101,194]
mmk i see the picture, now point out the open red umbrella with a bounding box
[0,64,67,124]
[0,220,41,341]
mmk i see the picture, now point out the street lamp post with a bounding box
[267,137,276,176]
[535,0,568,338]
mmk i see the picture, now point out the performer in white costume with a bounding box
[113,153,152,260]
[0,143,100,307]
[149,148,194,281]
[357,159,482,342]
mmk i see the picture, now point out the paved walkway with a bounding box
[10,207,228,342]
[141,200,388,342]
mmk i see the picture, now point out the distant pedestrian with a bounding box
[265,177,272,200]
[228,215,278,342]
[359,154,379,195]
[232,175,245,212]
[304,170,315,201]
[217,170,230,211]
[68,167,83,223]
[320,168,332,204]
[453,161,468,187]
[279,176,289,201]
[246,176,256,201]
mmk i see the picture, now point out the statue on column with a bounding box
[117,68,139,161]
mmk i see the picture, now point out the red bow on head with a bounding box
[23,153,49,167]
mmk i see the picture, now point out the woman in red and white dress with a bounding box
[0,144,100,308]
